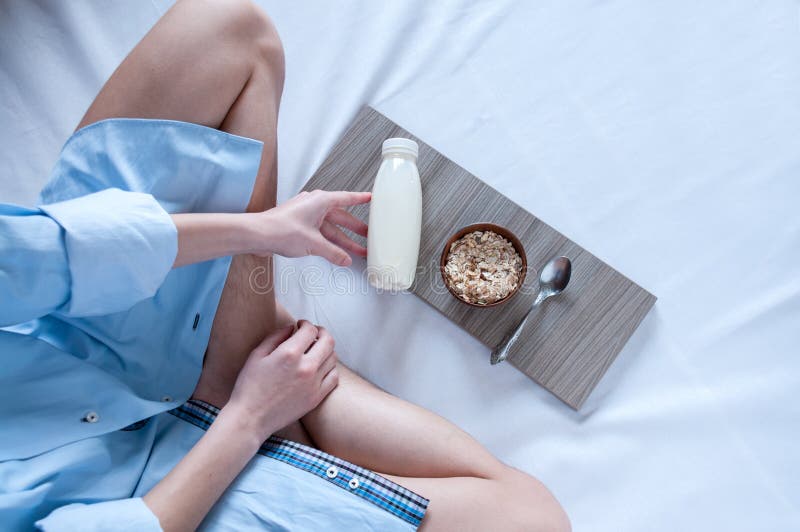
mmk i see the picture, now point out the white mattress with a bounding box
[1,1,798,530]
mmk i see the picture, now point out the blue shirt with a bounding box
[0,118,263,530]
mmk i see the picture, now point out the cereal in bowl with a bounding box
[443,230,523,305]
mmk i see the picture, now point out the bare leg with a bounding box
[301,367,570,530]
[381,472,569,532]
[76,0,310,444]
[304,365,504,479]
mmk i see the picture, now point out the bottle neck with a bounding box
[382,151,417,162]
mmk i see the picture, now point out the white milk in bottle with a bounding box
[367,138,422,290]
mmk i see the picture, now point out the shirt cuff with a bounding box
[35,498,162,532]
[39,188,178,316]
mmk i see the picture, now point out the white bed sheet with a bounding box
[1,1,798,530]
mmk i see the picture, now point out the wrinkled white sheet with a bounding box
[1,1,798,530]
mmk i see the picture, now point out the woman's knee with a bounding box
[502,468,571,532]
[215,0,285,83]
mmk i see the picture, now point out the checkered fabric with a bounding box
[170,399,429,528]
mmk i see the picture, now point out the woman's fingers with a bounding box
[316,349,338,381]
[252,324,295,356]
[321,221,367,257]
[318,363,340,398]
[296,323,338,397]
[312,236,351,266]
[325,190,372,209]
[278,320,318,355]
[306,326,335,356]
[306,327,335,365]
[327,208,368,237]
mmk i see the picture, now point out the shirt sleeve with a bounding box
[0,188,177,326]
[35,498,162,532]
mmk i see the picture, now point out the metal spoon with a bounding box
[490,256,572,365]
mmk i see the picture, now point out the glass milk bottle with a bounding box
[367,138,422,290]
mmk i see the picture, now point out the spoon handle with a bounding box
[490,293,545,365]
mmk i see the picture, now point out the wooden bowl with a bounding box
[440,223,528,308]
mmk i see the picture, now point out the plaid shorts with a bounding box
[169,400,429,529]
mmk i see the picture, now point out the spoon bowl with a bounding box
[490,256,573,365]
[535,256,572,302]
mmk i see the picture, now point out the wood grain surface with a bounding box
[303,106,656,409]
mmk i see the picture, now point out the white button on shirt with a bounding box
[326,466,339,479]
[348,478,360,490]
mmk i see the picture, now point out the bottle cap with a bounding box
[382,137,418,158]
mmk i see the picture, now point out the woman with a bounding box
[0,0,570,530]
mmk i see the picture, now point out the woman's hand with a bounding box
[254,189,371,266]
[145,321,337,532]
[225,320,339,442]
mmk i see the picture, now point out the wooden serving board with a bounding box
[304,106,656,409]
